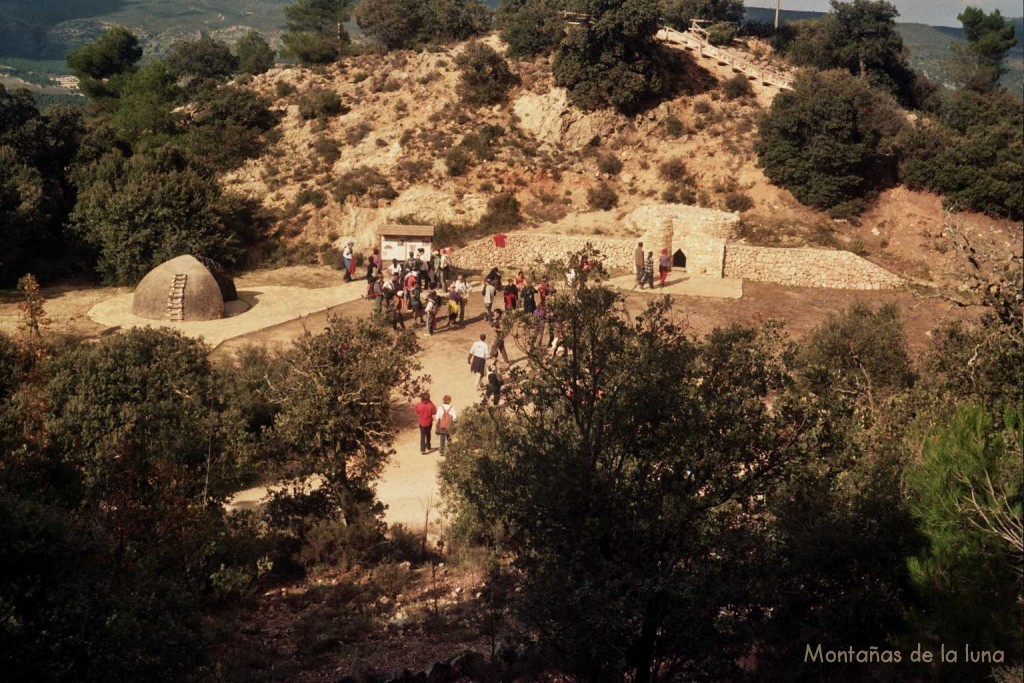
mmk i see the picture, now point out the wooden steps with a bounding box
[167,273,187,321]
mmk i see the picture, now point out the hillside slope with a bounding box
[224,33,1020,293]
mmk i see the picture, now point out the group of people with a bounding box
[634,241,673,289]
[364,246,471,336]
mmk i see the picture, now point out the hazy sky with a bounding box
[749,0,1023,27]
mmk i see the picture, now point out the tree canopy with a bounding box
[552,0,665,113]
[354,0,491,50]
[952,7,1018,93]
[282,0,356,63]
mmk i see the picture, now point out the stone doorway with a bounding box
[673,249,687,268]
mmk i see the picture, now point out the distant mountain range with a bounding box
[1,1,1020,97]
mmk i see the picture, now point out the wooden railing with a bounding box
[656,26,794,91]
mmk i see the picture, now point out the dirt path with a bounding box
[223,279,980,532]
[221,294,501,532]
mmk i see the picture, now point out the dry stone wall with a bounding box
[449,234,636,272]
[723,245,904,290]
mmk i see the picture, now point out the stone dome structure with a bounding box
[132,255,237,322]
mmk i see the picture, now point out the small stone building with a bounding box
[630,204,739,278]
[132,255,237,322]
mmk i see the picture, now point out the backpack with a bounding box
[436,406,453,434]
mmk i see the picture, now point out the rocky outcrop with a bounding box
[512,88,625,150]
[723,245,904,290]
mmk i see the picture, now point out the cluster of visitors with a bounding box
[366,247,468,336]
[635,241,672,289]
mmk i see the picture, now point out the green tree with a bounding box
[455,42,520,106]
[355,0,490,50]
[897,89,1023,219]
[906,403,1023,669]
[235,30,276,75]
[775,0,919,105]
[0,86,83,285]
[265,317,423,527]
[282,0,356,63]
[354,0,423,49]
[110,61,180,142]
[164,36,239,90]
[65,27,143,98]
[662,0,744,31]
[497,0,565,58]
[756,69,904,214]
[952,7,1018,93]
[71,147,243,284]
[553,0,665,113]
[442,267,818,680]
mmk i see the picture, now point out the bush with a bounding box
[724,191,753,212]
[445,148,472,176]
[498,0,566,58]
[664,115,685,137]
[356,0,490,50]
[706,21,736,46]
[597,154,624,175]
[478,192,523,231]
[587,181,619,210]
[298,89,348,120]
[552,0,665,113]
[659,157,690,182]
[311,136,341,164]
[456,42,520,106]
[896,90,1023,219]
[756,69,903,213]
[663,0,744,31]
[235,30,276,75]
[275,80,297,98]
[662,184,697,204]
[295,188,328,208]
[333,166,398,204]
[723,73,753,100]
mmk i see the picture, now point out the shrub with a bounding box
[659,157,690,182]
[311,137,341,164]
[663,0,744,31]
[298,89,348,120]
[236,30,276,75]
[499,0,566,58]
[587,181,619,210]
[295,188,328,208]
[334,166,398,204]
[723,73,753,100]
[275,80,297,98]
[445,147,472,176]
[706,21,736,46]
[455,42,520,106]
[662,185,697,204]
[756,69,903,213]
[478,192,523,231]
[355,0,490,50]
[724,191,753,212]
[552,0,665,113]
[664,115,685,138]
[597,154,624,175]
[344,122,373,145]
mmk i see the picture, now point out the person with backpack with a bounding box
[414,392,437,454]
[435,396,457,455]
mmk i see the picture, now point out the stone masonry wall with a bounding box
[723,245,904,290]
[449,233,636,272]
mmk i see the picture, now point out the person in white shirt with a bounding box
[455,275,470,323]
[439,251,451,290]
[435,396,458,455]
[468,333,489,387]
[483,281,496,323]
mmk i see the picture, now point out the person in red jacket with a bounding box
[415,392,437,454]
